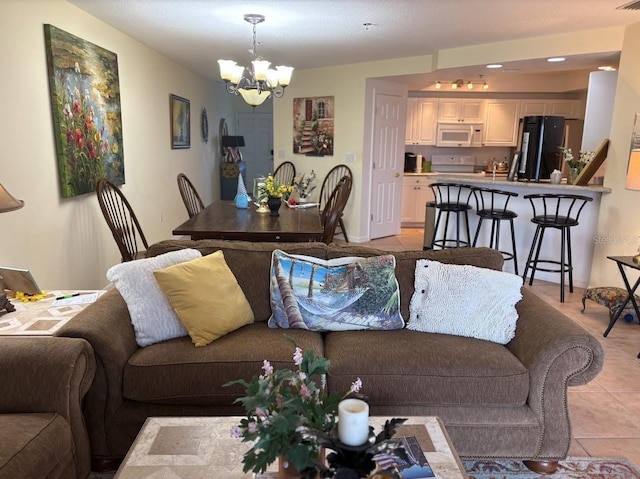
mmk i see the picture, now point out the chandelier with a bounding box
[218,14,294,107]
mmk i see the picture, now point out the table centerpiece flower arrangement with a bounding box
[292,170,317,203]
[226,337,409,479]
[257,175,294,216]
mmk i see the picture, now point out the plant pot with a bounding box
[278,456,300,479]
[268,197,282,217]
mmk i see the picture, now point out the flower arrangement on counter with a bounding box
[257,174,294,201]
[293,170,317,200]
[225,336,363,478]
[560,147,595,170]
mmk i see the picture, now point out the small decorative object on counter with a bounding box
[550,169,562,185]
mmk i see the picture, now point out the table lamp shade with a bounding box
[221,136,245,148]
[626,151,640,191]
[0,183,24,213]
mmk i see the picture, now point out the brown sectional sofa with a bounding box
[55,240,604,472]
[0,337,95,479]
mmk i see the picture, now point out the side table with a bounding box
[0,290,103,336]
[604,256,640,338]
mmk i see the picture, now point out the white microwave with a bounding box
[436,123,483,147]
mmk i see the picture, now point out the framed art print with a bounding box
[170,94,190,149]
[44,24,125,197]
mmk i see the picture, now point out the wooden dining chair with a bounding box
[321,175,352,244]
[96,178,149,262]
[273,161,296,186]
[177,173,204,218]
[319,164,353,242]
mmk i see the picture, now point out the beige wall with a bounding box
[0,0,232,290]
[590,22,640,287]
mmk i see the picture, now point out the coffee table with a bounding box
[114,416,468,478]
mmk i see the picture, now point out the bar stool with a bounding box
[428,183,473,249]
[471,187,519,274]
[522,194,593,302]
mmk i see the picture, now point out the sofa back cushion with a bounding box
[146,240,329,321]
[326,246,504,324]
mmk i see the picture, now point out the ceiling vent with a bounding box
[617,0,640,10]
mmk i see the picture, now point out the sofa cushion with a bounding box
[107,248,202,347]
[408,260,523,344]
[146,240,330,321]
[0,413,74,479]
[268,250,404,331]
[325,246,505,322]
[324,329,529,407]
[123,322,324,405]
[154,251,254,347]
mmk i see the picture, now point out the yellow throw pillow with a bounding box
[153,250,254,347]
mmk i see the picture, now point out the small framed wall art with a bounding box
[170,94,190,149]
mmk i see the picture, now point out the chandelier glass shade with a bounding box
[218,14,294,107]
[435,78,489,90]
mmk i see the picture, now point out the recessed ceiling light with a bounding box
[486,64,503,69]
[547,57,566,62]
[598,66,617,71]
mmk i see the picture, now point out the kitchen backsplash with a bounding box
[405,145,516,171]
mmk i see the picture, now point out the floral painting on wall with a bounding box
[293,96,334,156]
[44,24,125,198]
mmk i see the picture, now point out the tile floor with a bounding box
[338,228,640,465]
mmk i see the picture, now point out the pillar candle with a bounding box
[338,398,369,446]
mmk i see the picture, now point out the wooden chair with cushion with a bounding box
[96,178,149,262]
[321,175,352,244]
[177,173,205,218]
[319,164,353,242]
[273,161,296,186]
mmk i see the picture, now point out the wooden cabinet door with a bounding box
[547,100,584,119]
[415,99,438,144]
[484,100,521,146]
[520,100,547,117]
[401,177,419,222]
[405,98,417,144]
[437,99,462,122]
[460,99,485,123]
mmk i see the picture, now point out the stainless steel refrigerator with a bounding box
[518,116,565,181]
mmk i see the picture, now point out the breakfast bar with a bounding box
[411,172,611,287]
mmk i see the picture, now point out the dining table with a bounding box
[172,200,324,242]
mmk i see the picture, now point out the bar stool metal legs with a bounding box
[471,187,519,274]
[522,194,592,302]
[428,183,473,249]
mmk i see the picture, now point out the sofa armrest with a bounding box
[507,287,604,457]
[0,337,96,479]
[55,288,138,411]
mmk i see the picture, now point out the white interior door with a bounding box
[370,92,405,239]
[237,112,273,192]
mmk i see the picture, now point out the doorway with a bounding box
[237,112,274,189]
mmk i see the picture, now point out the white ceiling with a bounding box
[68,0,640,91]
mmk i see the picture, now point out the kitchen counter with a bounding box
[404,172,611,194]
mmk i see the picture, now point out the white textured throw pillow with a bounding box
[106,249,202,347]
[408,260,523,344]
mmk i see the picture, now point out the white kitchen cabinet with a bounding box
[437,99,485,123]
[483,99,521,146]
[519,99,584,119]
[405,98,438,145]
[401,175,434,225]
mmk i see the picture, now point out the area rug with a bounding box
[464,457,640,479]
[88,457,640,479]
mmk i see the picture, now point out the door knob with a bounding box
[395,173,400,177]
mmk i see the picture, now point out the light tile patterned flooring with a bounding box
[339,228,640,465]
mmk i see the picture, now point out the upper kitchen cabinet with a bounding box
[520,99,584,119]
[405,98,438,145]
[483,99,521,146]
[437,99,485,123]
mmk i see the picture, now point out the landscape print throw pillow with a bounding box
[268,250,404,331]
